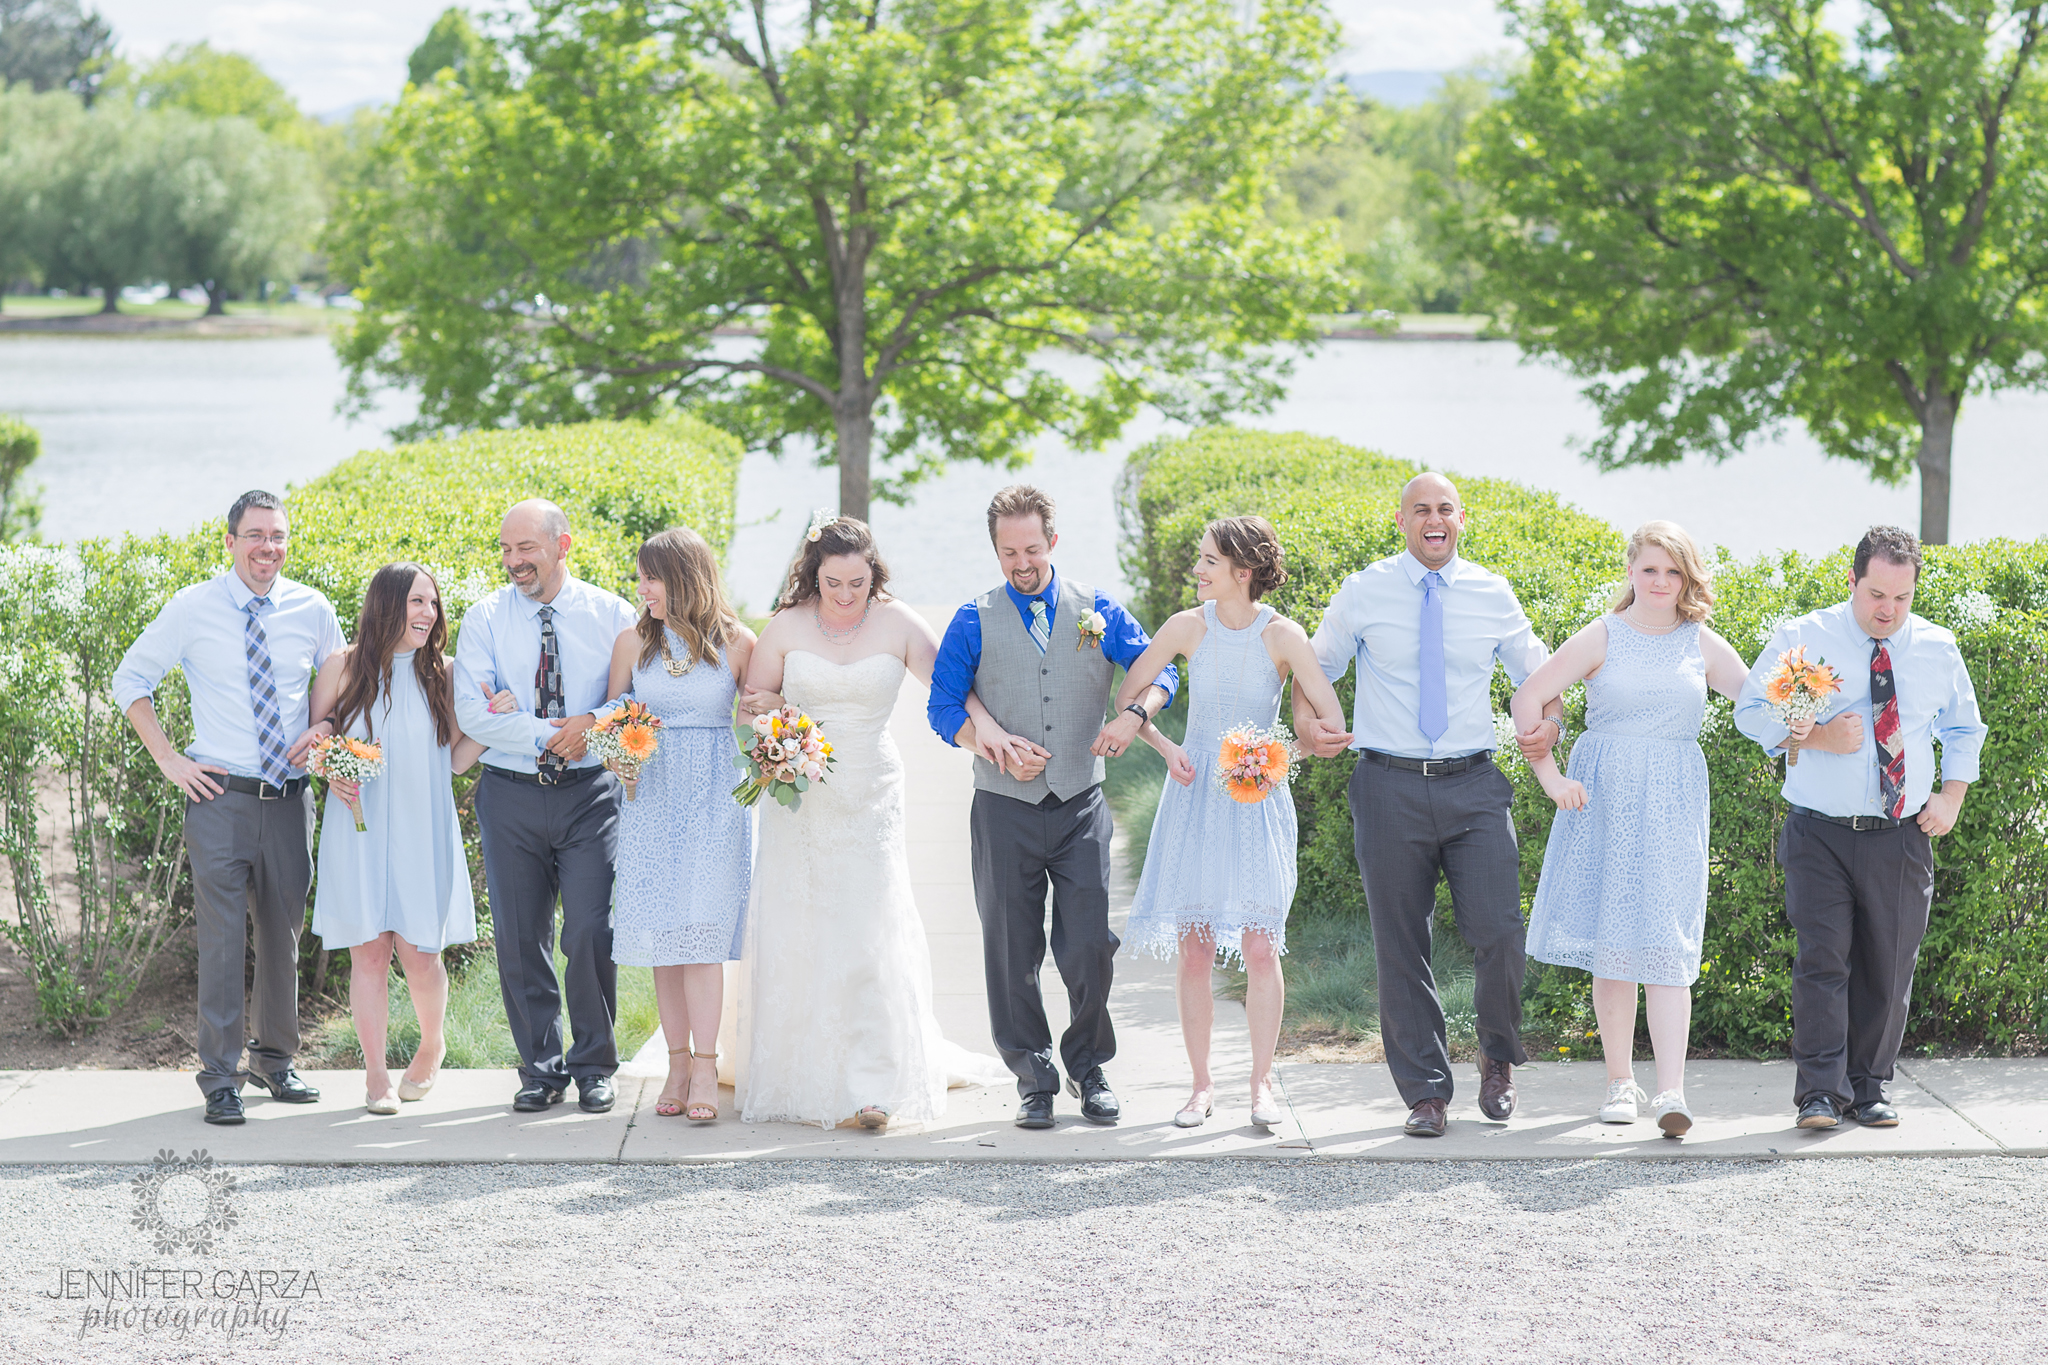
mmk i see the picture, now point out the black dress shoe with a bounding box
[245,1068,320,1103]
[577,1075,616,1113]
[1015,1092,1055,1129]
[1066,1067,1120,1124]
[1850,1099,1901,1126]
[513,1081,567,1112]
[1796,1095,1842,1129]
[203,1086,245,1125]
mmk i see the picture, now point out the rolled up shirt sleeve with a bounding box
[112,595,186,713]
[1097,591,1177,707]
[1734,627,1794,755]
[1932,647,1988,784]
[453,604,550,757]
[926,604,981,747]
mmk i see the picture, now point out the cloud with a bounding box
[1325,0,1512,72]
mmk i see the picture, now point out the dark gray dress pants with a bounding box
[476,767,622,1087]
[1780,810,1935,1108]
[969,785,1117,1098]
[1348,754,1528,1107]
[183,786,314,1095]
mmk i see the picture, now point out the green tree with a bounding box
[116,41,306,140]
[0,413,42,540]
[0,85,80,300]
[153,111,320,313]
[406,7,493,88]
[33,100,156,311]
[1464,0,2048,544]
[0,0,112,99]
[330,0,1349,521]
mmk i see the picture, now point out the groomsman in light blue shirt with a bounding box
[114,490,345,1125]
[1736,526,1987,1131]
[1301,472,1561,1137]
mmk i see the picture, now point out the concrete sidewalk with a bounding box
[4,645,2044,1165]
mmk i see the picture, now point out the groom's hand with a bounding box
[1090,710,1144,758]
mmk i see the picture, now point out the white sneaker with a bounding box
[1651,1090,1693,1136]
[1599,1078,1648,1123]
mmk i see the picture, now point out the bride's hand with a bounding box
[739,688,785,717]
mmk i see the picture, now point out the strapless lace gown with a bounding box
[736,650,1001,1126]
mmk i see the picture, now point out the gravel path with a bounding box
[6,1157,2043,1363]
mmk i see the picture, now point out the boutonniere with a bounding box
[1076,609,1107,650]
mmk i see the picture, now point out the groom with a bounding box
[928,485,1178,1129]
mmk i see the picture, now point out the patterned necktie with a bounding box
[243,597,292,787]
[1871,638,1906,819]
[1028,597,1051,655]
[1417,570,1448,744]
[535,605,566,775]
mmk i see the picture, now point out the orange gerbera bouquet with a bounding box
[588,700,665,800]
[307,734,385,831]
[1217,722,1296,804]
[1761,645,1842,767]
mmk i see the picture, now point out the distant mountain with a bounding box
[316,99,387,125]
[1343,70,1445,108]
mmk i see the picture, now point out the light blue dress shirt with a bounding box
[112,570,346,780]
[453,577,640,773]
[1734,601,1986,819]
[1309,551,1551,760]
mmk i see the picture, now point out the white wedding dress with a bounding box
[731,649,1006,1127]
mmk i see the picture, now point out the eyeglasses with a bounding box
[234,532,290,548]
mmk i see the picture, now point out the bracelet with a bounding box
[1123,703,1149,724]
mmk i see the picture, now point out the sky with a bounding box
[94,0,1512,117]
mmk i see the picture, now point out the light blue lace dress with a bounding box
[1125,602,1298,963]
[610,632,752,966]
[1526,615,1710,987]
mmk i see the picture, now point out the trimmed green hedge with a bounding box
[1121,427,2048,1055]
[0,417,742,1035]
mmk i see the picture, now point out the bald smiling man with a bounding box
[1297,473,1563,1138]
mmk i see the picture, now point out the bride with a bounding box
[736,514,1006,1128]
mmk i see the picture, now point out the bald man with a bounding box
[1298,473,1562,1137]
[454,500,639,1114]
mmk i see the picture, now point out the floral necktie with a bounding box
[1871,639,1905,819]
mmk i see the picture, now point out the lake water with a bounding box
[4,333,2043,612]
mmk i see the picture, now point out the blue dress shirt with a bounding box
[926,567,1179,745]
[453,577,640,773]
[1308,551,1551,760]
[1734,601,1986,819]
[112,570,346,780]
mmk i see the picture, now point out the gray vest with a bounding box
[971,576,1115,803]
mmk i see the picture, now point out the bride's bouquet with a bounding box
[1217,721,1296,804]
[307,734,384,832]
[1761,645,1842,767]
[733,705,835,810]
[587,700,665,800]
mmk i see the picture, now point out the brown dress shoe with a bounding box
[1478,1056,1516,1121]
[1404,1097,1448,1137]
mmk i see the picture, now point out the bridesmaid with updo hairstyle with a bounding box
[1114,515,1348,1129]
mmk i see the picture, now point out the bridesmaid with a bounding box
[310,563,497,1115]
[1115,517,1347,1129]
[603,527,756,1122]
[1513,521,1751,1135]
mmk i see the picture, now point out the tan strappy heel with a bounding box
[656,1045,691,1117]
[685,1049,719,1122]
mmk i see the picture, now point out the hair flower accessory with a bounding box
[1076,609,1107,650]
[804,508,836,543]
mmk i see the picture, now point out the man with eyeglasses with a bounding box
[114,490,345,1125]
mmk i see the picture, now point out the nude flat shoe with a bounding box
[366,1092,400,1115]
[397,1073,437,1102]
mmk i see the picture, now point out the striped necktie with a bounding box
[1028,598,1051,655]
[1871,639,1906,819]
[536,605,566,777]
[243,596,292,787]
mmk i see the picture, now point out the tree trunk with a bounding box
[835,405,874,524]
[1917,389,1956,545]
[99,283,120,315]
[203,281,227,317]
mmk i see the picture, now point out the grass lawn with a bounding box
[0,293,340,324]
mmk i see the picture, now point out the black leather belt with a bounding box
[485,763,606,788]
[1790,804,1902,832]
[1361,749,1493,777]
[222,775,308,799]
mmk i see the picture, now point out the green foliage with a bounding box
[327,0,1352,520]
[1462,0,2048,543]
[0,418,741,1036]
[406,7,493,90]
[0,412,42,541]
[1123,427,2048,1054]
[0,0,113,99]
[112,41,306,140]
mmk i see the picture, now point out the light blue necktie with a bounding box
[1028,598,1051,655]
[1418,571,1447,745]
[244,597,293,786]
